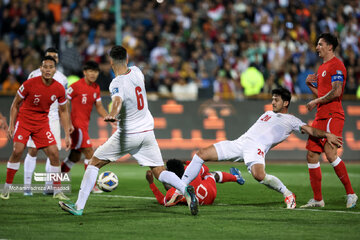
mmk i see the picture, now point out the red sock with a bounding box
[221,172,237,183]
[6,168,18,184]
[309,167,322,201]
[61,162,71,172]
[333,161,354,195]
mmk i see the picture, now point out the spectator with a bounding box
[240,64,265,97]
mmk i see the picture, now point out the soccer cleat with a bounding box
[300,198,325,208]
[184,185,198,216]
[59,201,83,216]
[53,192,70,201]
[91,185,103,194]
[230,167,245,185]
[23,190,33,196]
[43,189,54,196]
[284,193,296,209]
[346,193,358,209]
[165,190,185,207]
[0,192,10,200]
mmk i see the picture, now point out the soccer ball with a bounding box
[97,171,119,192]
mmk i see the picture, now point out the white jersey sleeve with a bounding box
[109,66,154,133]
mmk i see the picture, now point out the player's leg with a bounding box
[212,169,245,185]
[1,142,26,199]
[251,163,296,209]
[23,146,38,196]
[61,150,82,172]
[324,142,357,208]
[82,147,103,193]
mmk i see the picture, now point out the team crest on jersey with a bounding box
[67,87,73,94]
[322,71,326,77]
[93,93,97,99]
[112,87,119,95]
[51,95,56,101]
[18,135,23,140]
[19,85,24,92]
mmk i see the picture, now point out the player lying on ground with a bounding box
[180,87,342,209]
[58,45,197,216]
[61,61,111,194]
[1,56,71,200]
[146,159,245,206]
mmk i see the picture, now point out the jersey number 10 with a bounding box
[135,86,144,110]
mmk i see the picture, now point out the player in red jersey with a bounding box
[146,159,245,206]
[60,61,109,193]
[302,33,357,208]
[0,56,71,200]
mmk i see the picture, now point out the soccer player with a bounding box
[302,33,358,208]
[23,48,69,196]
[61,61,109,193]
[0,56,71,200]
[59,45,198,216]
[179,87,342,209]
[146,159,245,206]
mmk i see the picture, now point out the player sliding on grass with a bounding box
[146,159,245,206]
[1,56,71,200]
[180,87,342,209]
[59,46,198,216]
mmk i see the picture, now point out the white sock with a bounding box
[181,154,204,185]
[63,157,75,169]
[45,158,54,188]
[260,174,291,197]
[76,165,99,210]
[330,157,341,167]
[48,165,61,194]
[84,159,90,165]
[213,171,223,183]
[158,170,187,194]
[24,154,37,186]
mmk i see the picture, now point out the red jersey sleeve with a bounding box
[58,85,67,105]
[149,183,166,205]
[66,83,77,100]
[17,82,28,99]
[200,164,210,178]
[95,85,101,102]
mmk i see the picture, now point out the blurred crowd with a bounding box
[0,0,359,100]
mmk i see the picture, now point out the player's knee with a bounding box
[28,147,38,157]
[306,151,319,163]
[197,148,210,161]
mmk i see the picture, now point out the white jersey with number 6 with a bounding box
[109,66,154,134]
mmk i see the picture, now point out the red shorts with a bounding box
[13,120,56,148]
[71,127,92,150]
[306,117,344,153]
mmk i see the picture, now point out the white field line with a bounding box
[93,194,360,214]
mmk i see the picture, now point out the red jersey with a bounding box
[17,76,67,126]
[67,78,101,129]
[149,163,217,206]
[316,57,346,120]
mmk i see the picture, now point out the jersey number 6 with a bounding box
[135,86,144,110]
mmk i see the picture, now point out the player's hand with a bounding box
[306,99,317,112]
[306,73,317,87]
[69,124,75,134]
[326,133,343,149]
[104,115,118,122]
[65,135,71,151]
[7,125,14,140]
[146,170,154,184]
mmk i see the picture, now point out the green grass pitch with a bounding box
[0,162,359,240]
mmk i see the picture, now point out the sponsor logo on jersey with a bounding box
[18,135,23,140]
[112,87,119,95]
[34,94,41,97]
[67,87,73,94]
[19,85,24,92]
[322,70,326,77]
[51,95,56,101]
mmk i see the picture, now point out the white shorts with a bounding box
[94,130,164,167]
[27,120,61,150]
[214,136,266,172]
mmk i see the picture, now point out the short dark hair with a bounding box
[45,47,58,54]
[42,56,57,66]
[272,87,291,107]
[166,159,185,178]
[109,45,127,61]
[317,33,338,51]
[83,61,100,71]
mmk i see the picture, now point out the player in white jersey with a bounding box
[59,45,198,216]
[180,88,342,209]
[23,48,70,196]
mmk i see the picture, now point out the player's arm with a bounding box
[146,170,166,205]
[64,101,74,134]
[59,103,71,150]
[300,125,342,148]
[104,96,122,122]
[8,94,23,139]
[95,100,108,118]
[305,73,318,95]
[306,78,343,112]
